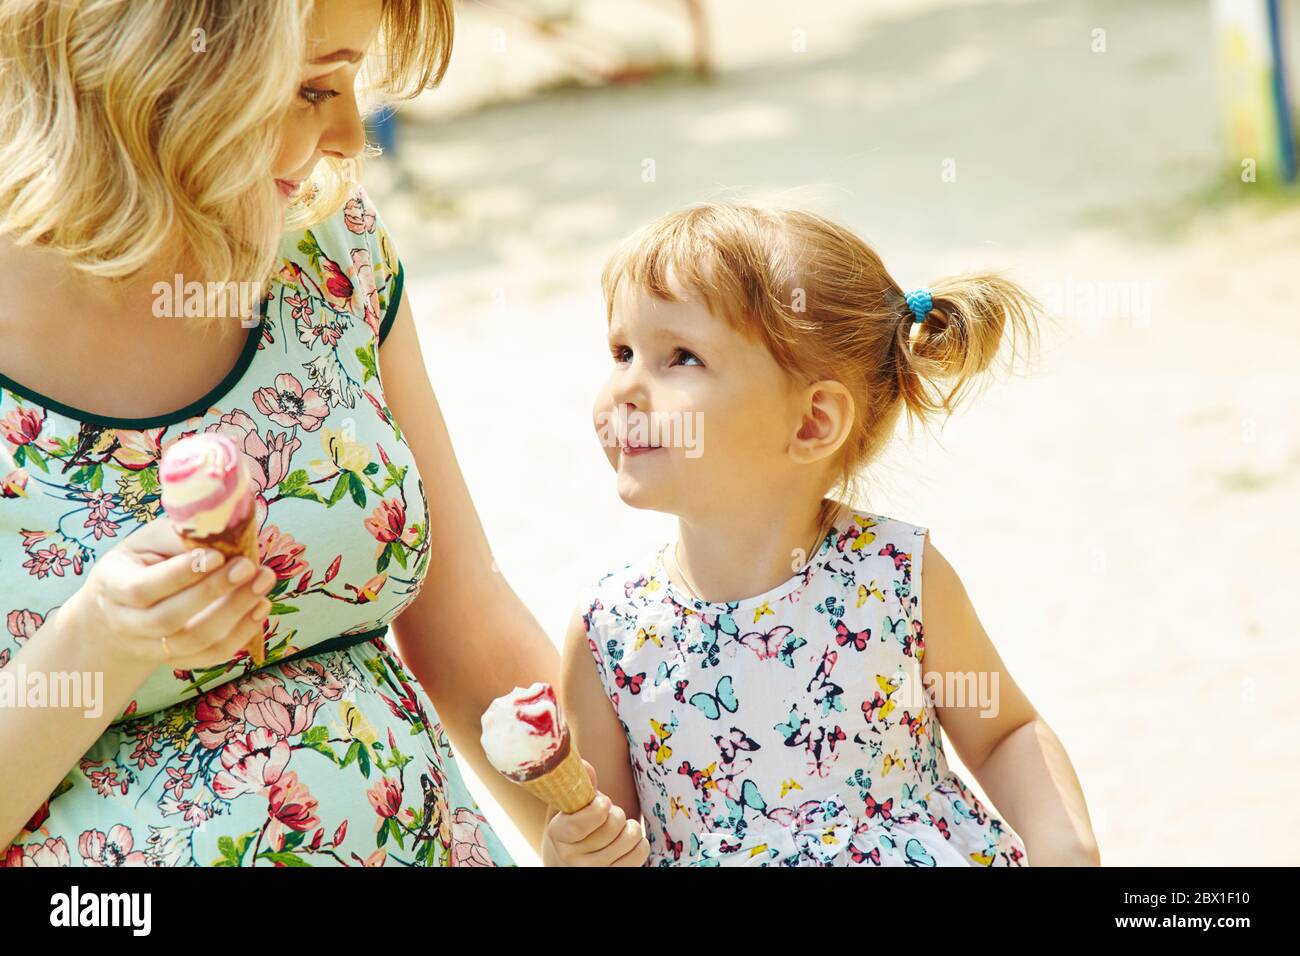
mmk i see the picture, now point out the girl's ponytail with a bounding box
[895,272,1042,429]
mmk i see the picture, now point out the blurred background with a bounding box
[361,0,1300,865]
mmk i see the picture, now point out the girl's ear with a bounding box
[789,381,854,465]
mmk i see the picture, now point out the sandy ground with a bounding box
[364,0,1300,865]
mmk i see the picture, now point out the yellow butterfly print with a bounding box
[670,797,691,818]
[634,626,663,650]
[820,827,840,845]
[700,762,718,788]
[748,845,771,859]
[857,581,885,607]
[643,578,663,594]
[882,750,906,775]
[780,778,804,798]
[753,601,774,623]
[970,850,996,866]
[651,717,675,740]
[849,515,878,551]
[651,741,672,764]
[874,674,901,720]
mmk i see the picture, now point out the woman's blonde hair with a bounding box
[0,0,452,320]
[600,202,1043,549]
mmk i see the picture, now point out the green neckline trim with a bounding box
[0,315,265,431]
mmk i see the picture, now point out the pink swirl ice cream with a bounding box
[160,434,253,537]
[480,682,567,780]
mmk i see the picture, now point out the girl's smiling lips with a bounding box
[275,178,301,198]
[619,441,662,457]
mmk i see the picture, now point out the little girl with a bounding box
[544,203,1099,867]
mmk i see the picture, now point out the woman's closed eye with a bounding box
[298,84,340,107]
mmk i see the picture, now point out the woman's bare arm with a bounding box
[0,605,157,851]
[378,291,561,851]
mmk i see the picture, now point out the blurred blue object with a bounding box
[369,105,399,158]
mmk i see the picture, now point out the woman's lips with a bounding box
[275,178,301,198]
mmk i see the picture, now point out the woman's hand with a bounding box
[541,761,650,867]
[58,514,276,671]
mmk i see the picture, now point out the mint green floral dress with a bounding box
[0,185,514,867]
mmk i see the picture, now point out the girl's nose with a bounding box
[317,95,367,161]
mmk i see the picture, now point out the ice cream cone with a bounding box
[514,732,596,814]
[159,433,266,665]
[177,511,265,664]
[481,682,596,813]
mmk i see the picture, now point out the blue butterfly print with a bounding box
[775,706,810,747]
[723,779,767,829]
[816,595,844,619]
[605,638,624,663]
[904,838,936,867]
[845,768,873,800]
[689,675,739,720]
[881,615,908,647]
[655,660,680,686]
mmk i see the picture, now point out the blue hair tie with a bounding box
[904,288,933,324]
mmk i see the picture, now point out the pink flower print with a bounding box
[252,373,330,432]
[258,524,307,581]
[213,727,291,799]
[2,837,71,867]
[284,292,314,323]
[450,809,495,867]
[279,658,346,700]
[81,489,122,540]
[0,405,44,446]
[266,770,319,832]
[195,681,250,750]
[163,766,195,798]
[83,763,129,798]
[360,848,387,867]
[243,684,323,737]
[367,776,402,822]
[207,410,300,496]
[318,254,355,313]
[79,825,149,866]
[109,428,165,471]
[6,609,44,646]
[342,195,376,235]
[351,248,381,339]
[1,469,28,497]
[22,540,74,580]
[332,821,348,847]
[344,572,388,604]
[365,498,405,544]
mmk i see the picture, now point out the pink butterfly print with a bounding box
[863,794,894,821]
[735,625,794,661]
[834,620,871,651]
[613,664,645,694]
[877,544,911,570]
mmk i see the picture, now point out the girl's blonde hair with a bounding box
[0,0,452,319]
[600,203,1043,549]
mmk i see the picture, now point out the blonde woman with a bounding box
[0,0,594,867]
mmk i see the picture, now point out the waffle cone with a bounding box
[178,510,265,664]
[516,736,595,813]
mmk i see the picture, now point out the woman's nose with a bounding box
[317,95,367,161]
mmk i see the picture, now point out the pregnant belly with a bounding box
[2,639,510,868]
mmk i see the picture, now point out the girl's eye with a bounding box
[673,348,703,367]
[298,84,340,107]
[611,345,632,363]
